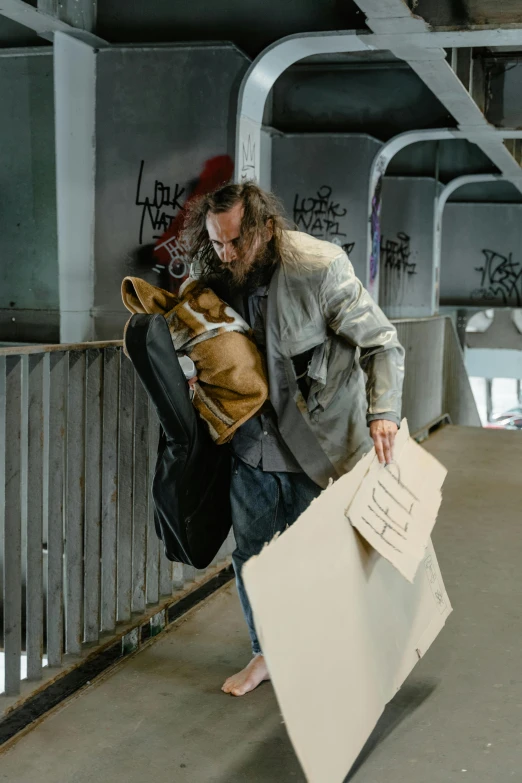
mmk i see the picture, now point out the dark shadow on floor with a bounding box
[220,704,306,783]
[344,679,439,781]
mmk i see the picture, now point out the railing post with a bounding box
[84,349,103,644]
[145,401,160,605]
[160,555,174,597]
[100,347,119,633]
[26,355,45,680]
[4,357,22,695]
[117,354,134,623]
[131,376,149,614]
[47,352,66,667]
[65,351,86,655]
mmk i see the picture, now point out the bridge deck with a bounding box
[1,426,521,783]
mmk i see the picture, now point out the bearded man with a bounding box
[182,181,405,697]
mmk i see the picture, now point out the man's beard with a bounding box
[221,242,276,292]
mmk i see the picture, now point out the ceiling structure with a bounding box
[2,0,522,54]
[1,0,522,196]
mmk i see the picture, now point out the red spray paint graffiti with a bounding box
[134,154,234,294]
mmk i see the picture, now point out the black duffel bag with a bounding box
[124,313,232,569]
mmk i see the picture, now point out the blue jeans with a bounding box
[230,456,322,655]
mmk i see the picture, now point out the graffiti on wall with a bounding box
[381,232,417,278]
[132,155,234,294]
[240,134,256,182]
[293,186,355,256]
[135,161,186,245]
[380,232,417,305]
[471,248,522,307]
[369,175,383,293]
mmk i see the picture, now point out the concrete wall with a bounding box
[1,40,517,343]
[0,50,58,342]
[271,133,381,282]
[380,177,440,318]
[271,135,441,315]
[440,203,522,308]
[55,39,249,341]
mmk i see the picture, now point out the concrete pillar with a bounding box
[440,203,522,308]
[271,133,382,283]
[53,36,249,341]
[380,177,441,318]
[54,32,97,342]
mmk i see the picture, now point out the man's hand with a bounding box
[369,419,398,465]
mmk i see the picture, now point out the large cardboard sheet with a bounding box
[243,439,452,783]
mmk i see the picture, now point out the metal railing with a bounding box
[393,315,481,434]
[0,341,234,707]
[0,317,479,710]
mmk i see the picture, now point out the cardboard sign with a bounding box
[243,431,451,783]
[346,419,447,582]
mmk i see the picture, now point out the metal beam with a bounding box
[366,129,464,298]
[237,28,522,129]
[0,0,105,45]
[368,28,522,50]
[234,16,522,299]
[432,174,506,315]
[55,32,97,342]
[236,26,522,183]
[238,31,371,126]
[38,0,96,34]
[356,0,522,301]
[366,129,522,300]
[236,32,373,182]
[236,26,522,299]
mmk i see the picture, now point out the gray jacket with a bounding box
[193,230,405,489]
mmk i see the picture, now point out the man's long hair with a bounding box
[181,181,291,284]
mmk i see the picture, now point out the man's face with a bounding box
[205,202,272,286]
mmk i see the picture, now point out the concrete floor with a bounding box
[1,425,521,783]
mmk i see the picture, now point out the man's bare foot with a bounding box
[222,654,270,697]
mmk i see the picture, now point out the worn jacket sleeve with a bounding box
[319,253,405,425]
